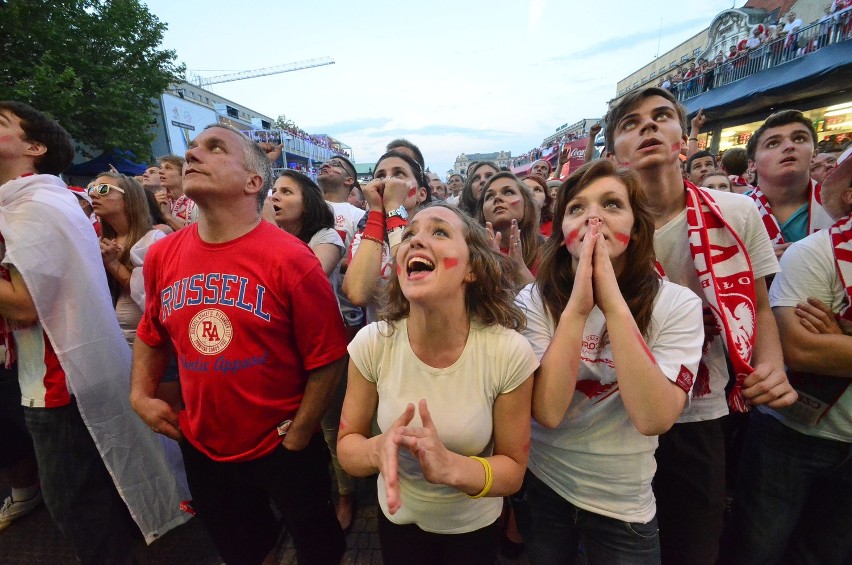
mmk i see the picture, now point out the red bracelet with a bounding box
[363,210,385,242]
[386,215,407,232]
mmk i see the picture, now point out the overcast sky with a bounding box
[143,0,737,175]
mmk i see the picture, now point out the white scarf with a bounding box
[0,175,189,543]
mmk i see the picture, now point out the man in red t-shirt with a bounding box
[131,124,348,565]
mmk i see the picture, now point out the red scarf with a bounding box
[831,214,852,323]
[656,182,758,412]
[748,180,830,245]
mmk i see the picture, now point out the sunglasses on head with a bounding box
[87,183,125,196]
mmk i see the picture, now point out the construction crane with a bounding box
[189,57,335,87]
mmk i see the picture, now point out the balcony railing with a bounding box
[671,10,851,102]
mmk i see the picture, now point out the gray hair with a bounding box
[202,124,273,211]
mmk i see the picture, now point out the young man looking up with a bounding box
[155,155,197,231]
[685,150,716,186]
[725,146,852,565]
[605,87,797,565]
[746,110,833,258]
[0,101,187,563]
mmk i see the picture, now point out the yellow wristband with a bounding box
[468,456,494,499]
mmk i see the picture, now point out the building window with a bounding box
[694,48,701,56]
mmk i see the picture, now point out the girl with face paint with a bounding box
[338,204,537,565]
[513,160,705,564]
[476,172,542,287]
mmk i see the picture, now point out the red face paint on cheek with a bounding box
[407,187,416,197]
[509,198,522,207]
[443,257,459,269]
[564,229,579,247]
[672,142,681,152]
[614,233,631,246]
[396,263,403,276]
[635,328,656,364]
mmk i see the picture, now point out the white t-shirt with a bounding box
[348,319,538,534]
[327,201,366,326]
[516,281,704,523]
[307,227,345,256]
[767,229,851,442]
[445,194,460,206]
[654,190,780,422]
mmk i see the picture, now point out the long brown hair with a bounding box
[95,172,153,270]
[476,172,541,270]
[535,160,660,336]
[380,204,526,332]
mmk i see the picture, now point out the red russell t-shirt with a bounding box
[136,221,348,462]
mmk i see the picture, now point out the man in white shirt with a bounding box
[605,86,797,565]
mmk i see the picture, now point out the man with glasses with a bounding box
[0,101,187,563]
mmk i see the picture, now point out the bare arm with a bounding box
[284,355,347,451]
[606,307,688,435]
[342,232,385,306]
[0,267,37,324]
[583,123,602,164]
[774,306,852,378]
[687,109,705,158]
[394,382,533,498]
[130,337,181,440]
[741,280,798,407]
[313,242,344,278]
[533,311,585,428]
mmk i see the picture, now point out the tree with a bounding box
[0,0,185,161]
[273,114,296,130]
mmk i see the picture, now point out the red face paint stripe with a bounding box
[407,187,416,197]
[635,328,656,364]
[565,229,579,247]
[614,233,631,245]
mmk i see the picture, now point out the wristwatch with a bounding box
[386,205,408,221]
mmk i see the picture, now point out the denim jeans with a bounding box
[724,410,852,565]
[24,399,139,565]
[514,470,661,565]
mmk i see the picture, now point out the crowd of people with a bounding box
[0,81,850,565]
[657,2,852,100]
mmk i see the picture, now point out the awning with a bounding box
[66,150,147,176]
[683,40,852,121]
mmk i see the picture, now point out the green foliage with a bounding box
[273,114,296,130]
[0,0,185,161]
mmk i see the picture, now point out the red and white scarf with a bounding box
[656,182,758,412]
[831,214,852,323]
[748,179,833,245]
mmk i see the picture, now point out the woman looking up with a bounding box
[338,204,537,565]
[514,160,704,564]
[476,172,541,286]
[342,150,428,321]
[458,161,500,217]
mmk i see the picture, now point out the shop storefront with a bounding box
[713,100,852,153]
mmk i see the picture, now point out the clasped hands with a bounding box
[376,399,455,515]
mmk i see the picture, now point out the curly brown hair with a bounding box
[379,203,526,332]
[535,160,660,337]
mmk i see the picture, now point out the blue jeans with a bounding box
[24,399,139,565]
[725,409,852,565]
[514,470,661,565]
